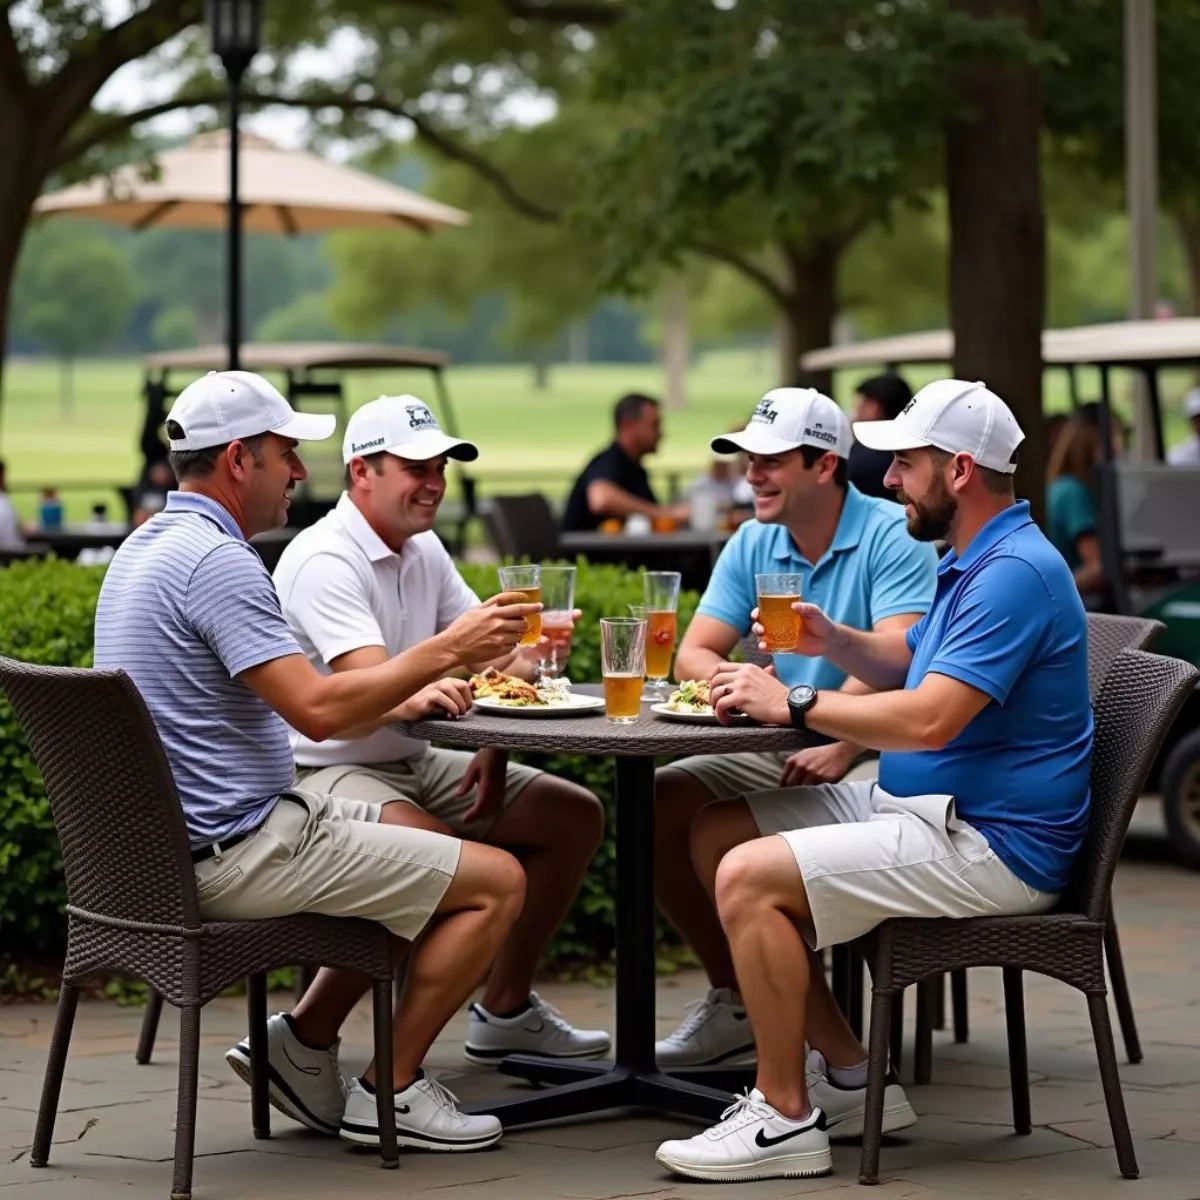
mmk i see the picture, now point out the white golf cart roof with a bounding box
[143,342,450,375]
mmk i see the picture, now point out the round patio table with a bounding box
[402,683,818,1129]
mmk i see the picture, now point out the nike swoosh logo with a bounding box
[280,1044,322,1077]
[396,1105,410,1115]
[523,1020,545,1034]
[755,1123,817,1149]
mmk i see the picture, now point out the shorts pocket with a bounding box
[195,863,244,901]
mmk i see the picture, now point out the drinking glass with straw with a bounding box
[537,566,576,679]
[601,617,646,724]
[642,570,681,702]
[755,572,803,653]
[497,564,542,647]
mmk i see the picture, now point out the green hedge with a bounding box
[0,557,698,974]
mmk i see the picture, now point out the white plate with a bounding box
[651,703,752,725]
[473,694,605,718]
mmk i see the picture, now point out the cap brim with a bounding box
[273,411,337,442]
[851,419,931,453]
[345,431,480,465]
[711,430,804,456]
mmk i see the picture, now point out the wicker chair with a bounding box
[856,649,1199,1184]
[927,613,1166,1073]
[489,494,561,561]
[0,657,400,1200]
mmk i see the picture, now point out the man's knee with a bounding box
[713,841,763,928]
[539,777,606,845]
[496,776,605,851]
[714,837,809,929]
[655,767,715,842]
[689,797,758,887]
[451,841,527,918]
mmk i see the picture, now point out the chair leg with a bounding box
[135,990,164,1065]
[1002,968,1031,1135]
[913,978,935,1085]
[951,969,970,1044]
[1087,991,1139,1179]
[372,975,399,1169]
[858,985,896,1185]
[171,1004,202,1200]
[931,972,946,1030]
[1104,910,1143,1064]
[889,990,904,1074]
[248,974,271,1140]
[30,983,79,1168]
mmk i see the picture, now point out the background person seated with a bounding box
[0,460,25,547]
[560,392,688,532]
[1168,388,1200,466]
[847,373,913,500]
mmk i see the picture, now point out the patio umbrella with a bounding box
[34,129,469,235]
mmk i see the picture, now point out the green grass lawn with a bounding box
[1,350,1194,523]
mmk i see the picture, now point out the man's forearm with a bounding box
[791,688,941,752]
[311,633,459,739]
[674,644,726,683]
[824,624,912,691]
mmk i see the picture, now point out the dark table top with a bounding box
[401,683,815,758]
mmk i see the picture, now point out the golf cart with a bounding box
[138,342,478,552]
[801,320,1200,866]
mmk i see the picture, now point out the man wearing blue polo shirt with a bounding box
[654,380,1092,1183]
[654,388,936,1071]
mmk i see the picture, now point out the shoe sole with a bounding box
[826,1093,918,1142]
[225,1045,341,1137]
[655,1146,832,1181]
[340,1120,502,1152]
[462,1043,611,1066]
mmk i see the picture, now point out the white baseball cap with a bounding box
[167,371,335,451]
[342,394,479,465]
[711,388,852,458]
[1183,387,1200,420]
[853,378,1024,474]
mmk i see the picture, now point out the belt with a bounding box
[191,827,255,864]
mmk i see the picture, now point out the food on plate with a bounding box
[469,667,574,708]
[664,679,713,714]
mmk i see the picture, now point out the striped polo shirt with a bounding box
[93,491,301,849]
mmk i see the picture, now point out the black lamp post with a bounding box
[205,0,262,372]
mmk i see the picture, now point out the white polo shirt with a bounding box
[273,492,479,767]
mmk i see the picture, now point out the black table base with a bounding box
[466,757,732,1128]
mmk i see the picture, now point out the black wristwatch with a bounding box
[786,684,818,729]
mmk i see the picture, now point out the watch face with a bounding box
[789,685,816,708]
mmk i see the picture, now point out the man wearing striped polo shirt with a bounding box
[94,370,538,1153]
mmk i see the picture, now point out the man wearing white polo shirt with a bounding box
[273,394,611,1066]
[653,388,937,1071]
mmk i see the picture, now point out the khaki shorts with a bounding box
[193,788,461,941]
[297,748,542,839]
[745,780,1056,950]
[670,750,880,801]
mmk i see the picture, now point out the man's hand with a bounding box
[396,678,474,723]
[709,662,789,726]
[515,607,583,673]
[446,591,542,663]
[458,747,509,824]
[779,741,860,788]
[752,602,840,659]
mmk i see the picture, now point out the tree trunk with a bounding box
[1173,205,1200,318]
[777,240,839,393]
[662,276,688,410]
[947,0,1046,524]
[531,356,550,390]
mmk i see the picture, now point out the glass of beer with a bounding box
[537,566,576,679]
[601,617,647,724]
[756,572,803,653]
[642,570,681,701]
[498,564,542,647]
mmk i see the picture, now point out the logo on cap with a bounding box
[753,400,777,426]
[805,422,837,446]
[351,436,387,454]
[406,404,438,432]
[900,397,918,417]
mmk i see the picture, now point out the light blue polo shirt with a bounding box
[697,485,937,688]
[94,492,301,849]
[879,501,1093,894]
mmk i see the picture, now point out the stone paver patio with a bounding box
[2,809,1200,1200]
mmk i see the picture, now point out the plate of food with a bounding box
[469,668,604,717]
[652,679,749,725]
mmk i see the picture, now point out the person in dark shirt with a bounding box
[847,373,913,500]
[561,393,686,532]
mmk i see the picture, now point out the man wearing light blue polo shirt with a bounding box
[654,388,937,1071]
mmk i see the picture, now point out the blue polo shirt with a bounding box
[878,502,1093,894]
[697,485,937,689]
